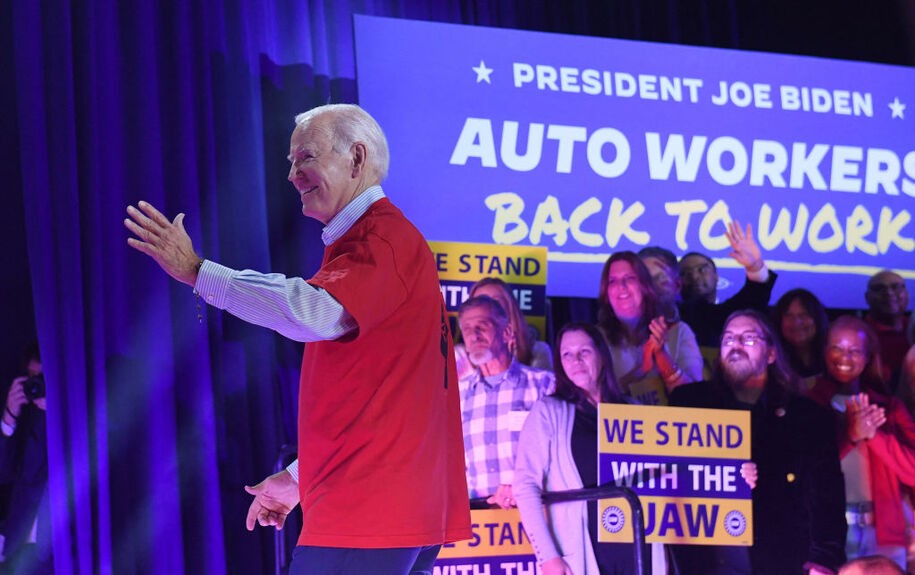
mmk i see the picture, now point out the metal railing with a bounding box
[471,483,649,575]
[542,484,650,575]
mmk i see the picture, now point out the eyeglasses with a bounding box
[721,333,765,347]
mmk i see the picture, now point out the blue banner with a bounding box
[599,454,752,499]
[354,15,915,307]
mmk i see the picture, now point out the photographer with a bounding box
[0,344,50,574]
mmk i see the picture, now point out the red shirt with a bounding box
[808,376,915,546]
[298,198,471,548]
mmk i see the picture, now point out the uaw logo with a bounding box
[724,510,747,537]
[601,505,626,534]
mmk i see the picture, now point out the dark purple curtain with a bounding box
[4,0,911,573]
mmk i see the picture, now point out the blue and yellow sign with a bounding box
[358,15,915,308]
[435,509,537,574]
[597,404,752,546]
[430,240,548,337]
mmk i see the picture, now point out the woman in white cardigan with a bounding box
[514,322,636,575]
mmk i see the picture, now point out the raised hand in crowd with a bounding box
[640,317,671,372]
[640,316,687,392]
[244,470,300,531]
[725,220,764,272]
[647,316,672,350]
[846,393,888,443]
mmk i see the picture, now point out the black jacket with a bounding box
[679,271,778,348]
[0,404,49,564]
[669,379,846,575]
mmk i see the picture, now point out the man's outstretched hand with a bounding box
[245,470,300,531]
[125,201,201,286]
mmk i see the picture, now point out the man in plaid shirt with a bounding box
[457,295,555,509]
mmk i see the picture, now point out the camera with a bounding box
[23,374,45,402]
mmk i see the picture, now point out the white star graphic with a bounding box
[889,97,906,119]
[472,60,493,84]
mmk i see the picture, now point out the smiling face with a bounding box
[287,114,359,224]
[825,325,868,386]
[606,260,645,322]
[780,298,817,350]
[559,329,602,402]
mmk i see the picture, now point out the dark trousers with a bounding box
[288,545,442,575]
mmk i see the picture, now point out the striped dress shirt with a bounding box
[194,186,388,343]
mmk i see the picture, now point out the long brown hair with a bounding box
[772,288,830,377]
[597,251,660,346]
[552,322,625,408]
[715,309,802,395]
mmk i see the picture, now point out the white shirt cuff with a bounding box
[286,459,299,483]
[194,260,234,309]
[746,263,769,284]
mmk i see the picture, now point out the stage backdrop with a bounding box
[355,15,915,308]
[8,1,913,574]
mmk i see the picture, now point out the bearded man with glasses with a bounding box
[668,309,847,575]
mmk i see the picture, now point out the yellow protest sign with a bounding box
[430,241,548,337]
[597,403,752,546]
[435,509,537,573]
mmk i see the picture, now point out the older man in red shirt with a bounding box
[125,104,471,574]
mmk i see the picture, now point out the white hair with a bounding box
[294,104,390,181]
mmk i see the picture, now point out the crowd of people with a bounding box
[450,229,915,574]
[109,101,913,575]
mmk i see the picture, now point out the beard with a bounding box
[468,348,494,366]
[721,349,768,387]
